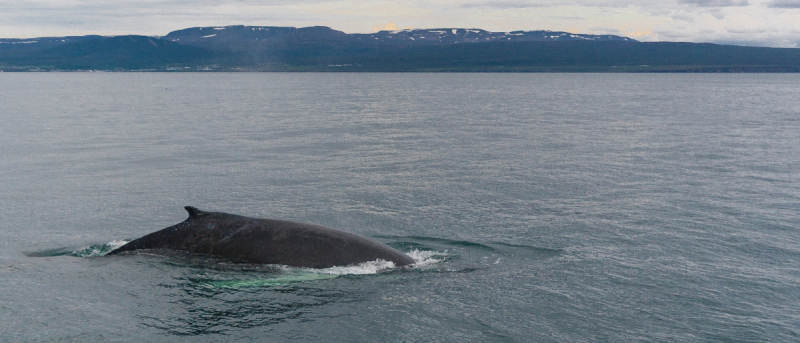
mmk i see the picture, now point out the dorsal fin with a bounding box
[185,206,212,219]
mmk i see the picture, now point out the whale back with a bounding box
[108,206,415,268]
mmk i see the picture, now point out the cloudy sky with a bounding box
[2,0,799,47]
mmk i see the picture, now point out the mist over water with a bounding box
[1,73,799,342]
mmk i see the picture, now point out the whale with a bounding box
[107,206,416,268]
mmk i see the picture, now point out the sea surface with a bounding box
[1,73,799,342]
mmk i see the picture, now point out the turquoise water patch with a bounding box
[208,271,339,288]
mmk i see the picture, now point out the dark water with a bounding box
[1,73,799,342]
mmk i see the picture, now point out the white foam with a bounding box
[107,240,129,250]
[211,251,448,288]
[305,250,447,276]
[407,249,446,267]
[72,240,130,257]
[317,259,398,275]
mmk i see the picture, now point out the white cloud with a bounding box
[0,0,798,47]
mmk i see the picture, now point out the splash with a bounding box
[316,259,397,275]
[71,240,129,257]
[209,250,448,288]
[25,240,129,258]
[314,249,446,275]
[406,249,446,267]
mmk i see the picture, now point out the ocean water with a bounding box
[1,73,799,342]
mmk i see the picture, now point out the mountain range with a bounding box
[1,25,798,72]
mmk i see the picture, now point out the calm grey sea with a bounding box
[1,73,799,342]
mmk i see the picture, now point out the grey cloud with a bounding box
[679,0,748,6]
[460,1,546,9]
[726,27,767,34]
[0,0,326,35]
[766,0,800,8]
[588,27,625,34]
[459,0,632,9]
[546,16,588,20]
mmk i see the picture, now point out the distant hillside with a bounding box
[1,25,798,72]
[163,26,353,51]
[341,40,800,72]
[162,25,634,51]
[0,36,102,56]
[1,35,216,70]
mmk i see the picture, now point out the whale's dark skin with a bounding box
[108,206,415,268]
